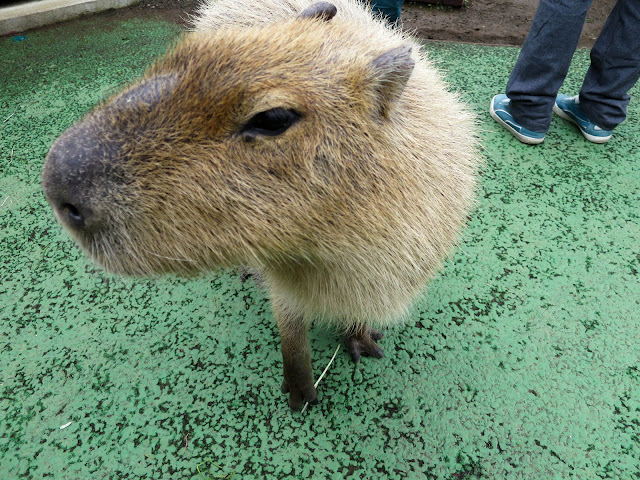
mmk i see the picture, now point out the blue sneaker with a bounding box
[490,94,545,145]
[553,94,612,144]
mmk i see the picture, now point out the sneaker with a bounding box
[490,94,545,145]
[553,94,612,143]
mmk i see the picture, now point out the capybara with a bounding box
[42,0,479,410]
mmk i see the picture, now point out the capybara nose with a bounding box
[53,199,89,230]
[42,121,112,233]
[42,153,95,232]
[59,202,85,228]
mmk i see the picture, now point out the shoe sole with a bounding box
[552,104,611,144]
[490,96,545,145]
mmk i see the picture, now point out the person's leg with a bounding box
[506,0,593,133]
[579,0,640,131]
[371,0,404,23]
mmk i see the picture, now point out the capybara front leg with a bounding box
[345,325,384,363]
[275,306,317,411]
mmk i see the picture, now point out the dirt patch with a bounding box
[113,0,616,48]
[403,0,616,48]
[10,0,616,48]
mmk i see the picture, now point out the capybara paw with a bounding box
[281,379,317,411]
[345,328,384,363]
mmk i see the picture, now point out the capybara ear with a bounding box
[369,45,414,119]
[297,2,337,21]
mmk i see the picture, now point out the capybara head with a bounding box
[42,11,430,278]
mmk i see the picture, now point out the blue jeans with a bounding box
[371,0,404,23]
[506,0,640,132]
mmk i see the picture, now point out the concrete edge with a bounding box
[0,0,140,36]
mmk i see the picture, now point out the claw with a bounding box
[345,327,384,363]
[370,329,384,341]
[282,378,317,411]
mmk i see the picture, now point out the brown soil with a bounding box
[402,0,616,48]
[121,0,616,49]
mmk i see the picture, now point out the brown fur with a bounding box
[42,0,479,410]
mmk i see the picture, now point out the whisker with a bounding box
[139,246,197,264]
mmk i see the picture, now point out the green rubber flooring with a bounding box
[1,14,639,480]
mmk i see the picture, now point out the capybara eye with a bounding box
[241,108,300,139]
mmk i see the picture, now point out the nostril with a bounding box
[61,202,85,228]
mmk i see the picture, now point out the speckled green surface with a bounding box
[1,15,639,480]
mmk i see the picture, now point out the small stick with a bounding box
[301,344,341,413]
